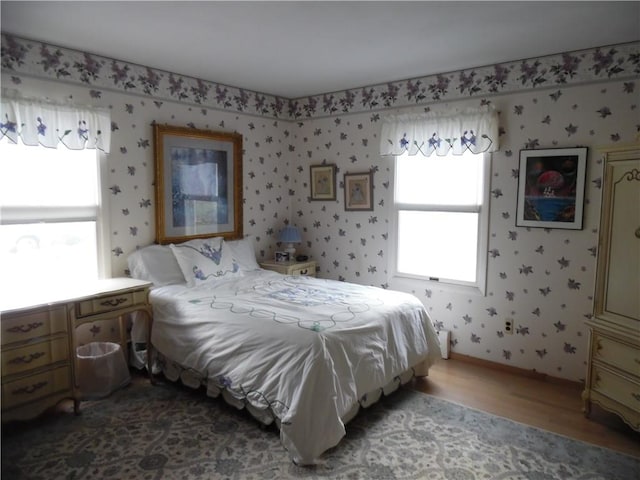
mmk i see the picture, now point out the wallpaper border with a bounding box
[2,34,638,120]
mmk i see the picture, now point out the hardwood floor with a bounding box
[410,355,640,458]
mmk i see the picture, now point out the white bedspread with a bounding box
[150,270,440,464]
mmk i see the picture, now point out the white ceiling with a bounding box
[2,1,639,98]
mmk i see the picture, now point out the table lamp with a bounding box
[279,225,301,258]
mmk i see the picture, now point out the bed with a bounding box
[128,236,441,465]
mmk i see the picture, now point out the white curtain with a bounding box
[0,92,111,153]
[380,106,499,157]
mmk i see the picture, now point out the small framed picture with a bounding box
[516,147,587,230]
[310,164,337,200]
[275,251,290,262]
[344,171,373,211]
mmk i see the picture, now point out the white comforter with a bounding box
[150,270,440,464]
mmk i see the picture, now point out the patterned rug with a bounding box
[2,376,638,480]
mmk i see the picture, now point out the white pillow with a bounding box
[170,237,241,287]
[224,236,260,271]
[127,244,186,286]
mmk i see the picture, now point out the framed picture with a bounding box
[153,124,243,244]
[516,147,587,230]
[275,251,290,262]
[344,171,374,211]
[310,164,336,200]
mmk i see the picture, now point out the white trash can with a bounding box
[76,342,131,399]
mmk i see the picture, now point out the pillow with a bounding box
[170,237,241,287]
[224,236,260,271]
[127,244,186,286]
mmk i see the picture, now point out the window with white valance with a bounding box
[379,106,499,157]
[0,92,111,153]
[0,93,112,288]
[385,107,496,292]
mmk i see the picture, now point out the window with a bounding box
[0,140,108,288]
[392,150,490,292]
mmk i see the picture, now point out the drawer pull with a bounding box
[593,373,601,387]
[594,339,603,354]
[100,297,127,307]
[7,322,43,334]
[633,393,640,402]
[9,352,45,365]
[13,381,47,395]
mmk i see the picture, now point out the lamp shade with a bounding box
[279,225,301,244]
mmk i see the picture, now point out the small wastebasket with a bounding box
[76,342,131,399]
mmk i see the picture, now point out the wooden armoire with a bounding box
[583,144,639,431]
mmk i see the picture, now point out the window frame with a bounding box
[0,141,111,281]
[389,152,491,296]
[95,150,111,278]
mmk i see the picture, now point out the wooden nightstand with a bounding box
[260,259,317,277]
[1,278,152,421]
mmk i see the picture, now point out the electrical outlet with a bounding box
[504,318,514,335]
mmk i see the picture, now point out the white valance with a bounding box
[380,106,499,156]
[0,93,111,153]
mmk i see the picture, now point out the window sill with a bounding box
[388,273,486,297]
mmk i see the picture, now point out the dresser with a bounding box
[582,144,640,431]
[260,259,317,277]
[1,278,152,421]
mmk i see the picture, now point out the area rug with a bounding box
[2,378,638,480]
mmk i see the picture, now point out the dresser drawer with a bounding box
[1,337,70,376]
[2,365,71,409]
[590,364,640,413]
[1,305,68,346]
[76,289,146,317]
[593,333,640,376]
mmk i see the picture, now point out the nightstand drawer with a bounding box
[590,364,640,413]
[2,366,71,409]
[593,333,640,375]
[290,264,316,277]
[2,337,70,376]
[1,306,68,345]
[76,289,146,317]
[260,260,317,276]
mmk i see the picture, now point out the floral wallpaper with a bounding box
[2,34,639,381]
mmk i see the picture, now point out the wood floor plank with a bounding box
[410,356,640,458]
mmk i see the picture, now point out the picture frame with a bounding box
[275,251,290,262]
[344,171,374,211]
[310,164,337,201]
[153,124,243,244]
[516,147,588,230]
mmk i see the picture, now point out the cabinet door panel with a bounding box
[604,161,640,322]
